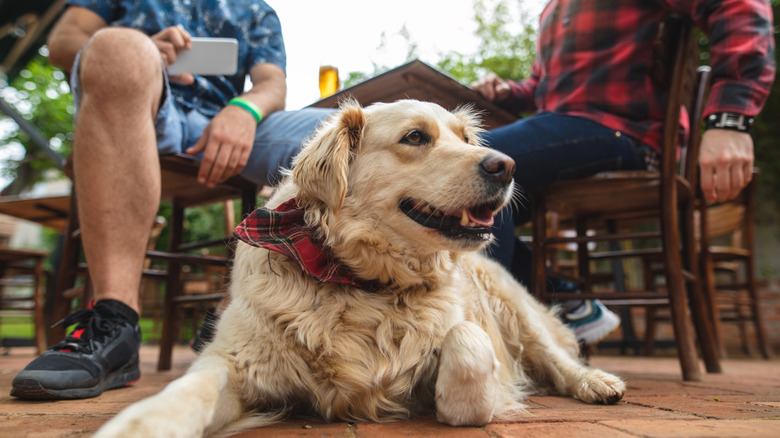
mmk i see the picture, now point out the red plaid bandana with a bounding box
[234,198,382,291]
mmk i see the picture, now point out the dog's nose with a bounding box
[479,152,515,186]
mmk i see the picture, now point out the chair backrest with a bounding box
[656,14,707,187]
[699,168,757,250]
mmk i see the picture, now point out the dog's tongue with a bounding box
[467,208,495,227]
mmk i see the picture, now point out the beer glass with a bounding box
[319,65,340,98]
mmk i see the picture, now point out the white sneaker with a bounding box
[564,300,621,345]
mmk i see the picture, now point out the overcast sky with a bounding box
[267,0,482,109]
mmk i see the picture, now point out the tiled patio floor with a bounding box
[1,345,779,437]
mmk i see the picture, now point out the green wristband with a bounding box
[227,97,263,124]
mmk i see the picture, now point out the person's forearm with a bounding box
[689,0,776,116]
[47,6,108,74]
[47,25,92,73]
[241,65,287,117]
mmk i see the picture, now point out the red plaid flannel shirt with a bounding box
[502,0,775,151]
[234,198,381,291]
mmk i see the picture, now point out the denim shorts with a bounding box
[70,52,335,187]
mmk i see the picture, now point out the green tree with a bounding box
[751,1,780,230]
[1,50,72,195]
[437,0,536,85]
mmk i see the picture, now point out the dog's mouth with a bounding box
[398,196,502,241]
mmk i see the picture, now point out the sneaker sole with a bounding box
[10,361,140,400]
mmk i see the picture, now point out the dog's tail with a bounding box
[214,408,290,437]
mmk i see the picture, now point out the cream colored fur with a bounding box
[95,99,625,438]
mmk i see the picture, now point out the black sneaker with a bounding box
[10,300,141,400]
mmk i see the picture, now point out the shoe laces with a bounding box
[50,308,120,354]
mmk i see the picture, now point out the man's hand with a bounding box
[470,72,511,102]
[150,26,194,85]
[698,129,754,204]
[185,106,256,187]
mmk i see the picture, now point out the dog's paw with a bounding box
[435,322,500,426]
[573,369,626,405]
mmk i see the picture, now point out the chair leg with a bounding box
[682,202,721,374]
[48,193,82,345]
[746,265,772,359]
[687,276,722,373]
[664,268,701,380]
[700,250,726,358]
[642,260,659,355]
[736,296,752,356]
[157,280,180,371]
[643,307,658,356]
[661,199,702,381]
[158,202,184,371]
[32,259,47,354]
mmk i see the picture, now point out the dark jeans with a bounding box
[482,113,649,290]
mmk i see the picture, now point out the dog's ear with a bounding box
[293,98,365,211]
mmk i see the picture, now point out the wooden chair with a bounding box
[529,15,720,381]
[698,171,771,358]
[0,248,49,353]
[644,171,771,359]
[49,153,258,370]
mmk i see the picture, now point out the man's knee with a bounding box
[78,28,162,99]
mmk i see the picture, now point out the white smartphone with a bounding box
[167,37,239,76]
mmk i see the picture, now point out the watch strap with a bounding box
[704,112,753,133]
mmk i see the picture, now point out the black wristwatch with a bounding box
[704,112,754,133]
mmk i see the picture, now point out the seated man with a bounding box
[11,0,333,400]
[472,0,775,344]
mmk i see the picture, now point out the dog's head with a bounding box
[288,99,515,285]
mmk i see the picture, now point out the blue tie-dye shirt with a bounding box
[66,0,286,116]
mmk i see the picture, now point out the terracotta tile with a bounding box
[0,413,109,437]
[601,419,780,438]
[626,394,780,419]
[355,416,488,437]
[2,347,779,437]
[231,418,353,438]
[486,421,636,438]
[522,399,689,422]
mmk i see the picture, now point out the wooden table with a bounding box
[0,194,70,233]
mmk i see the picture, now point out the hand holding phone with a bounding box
[168,37,239,76]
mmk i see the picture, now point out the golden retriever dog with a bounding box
[95,99,625,437]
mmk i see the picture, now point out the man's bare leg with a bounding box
[10,28,165,400]
[74,27,164,312]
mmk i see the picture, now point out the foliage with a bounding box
[436,0,536,85]
[343,25,420,89]
[342,0,538,89]
[153,201,232,257]
[1,50,72,195]
[751,2,780,228]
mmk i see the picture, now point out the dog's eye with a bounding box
[464,135,470,144]
[400,130,430,146]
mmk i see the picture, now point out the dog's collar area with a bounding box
[234,198,384,291]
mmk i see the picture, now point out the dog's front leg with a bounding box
[94,355,241,438]
[435,321,500,426]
